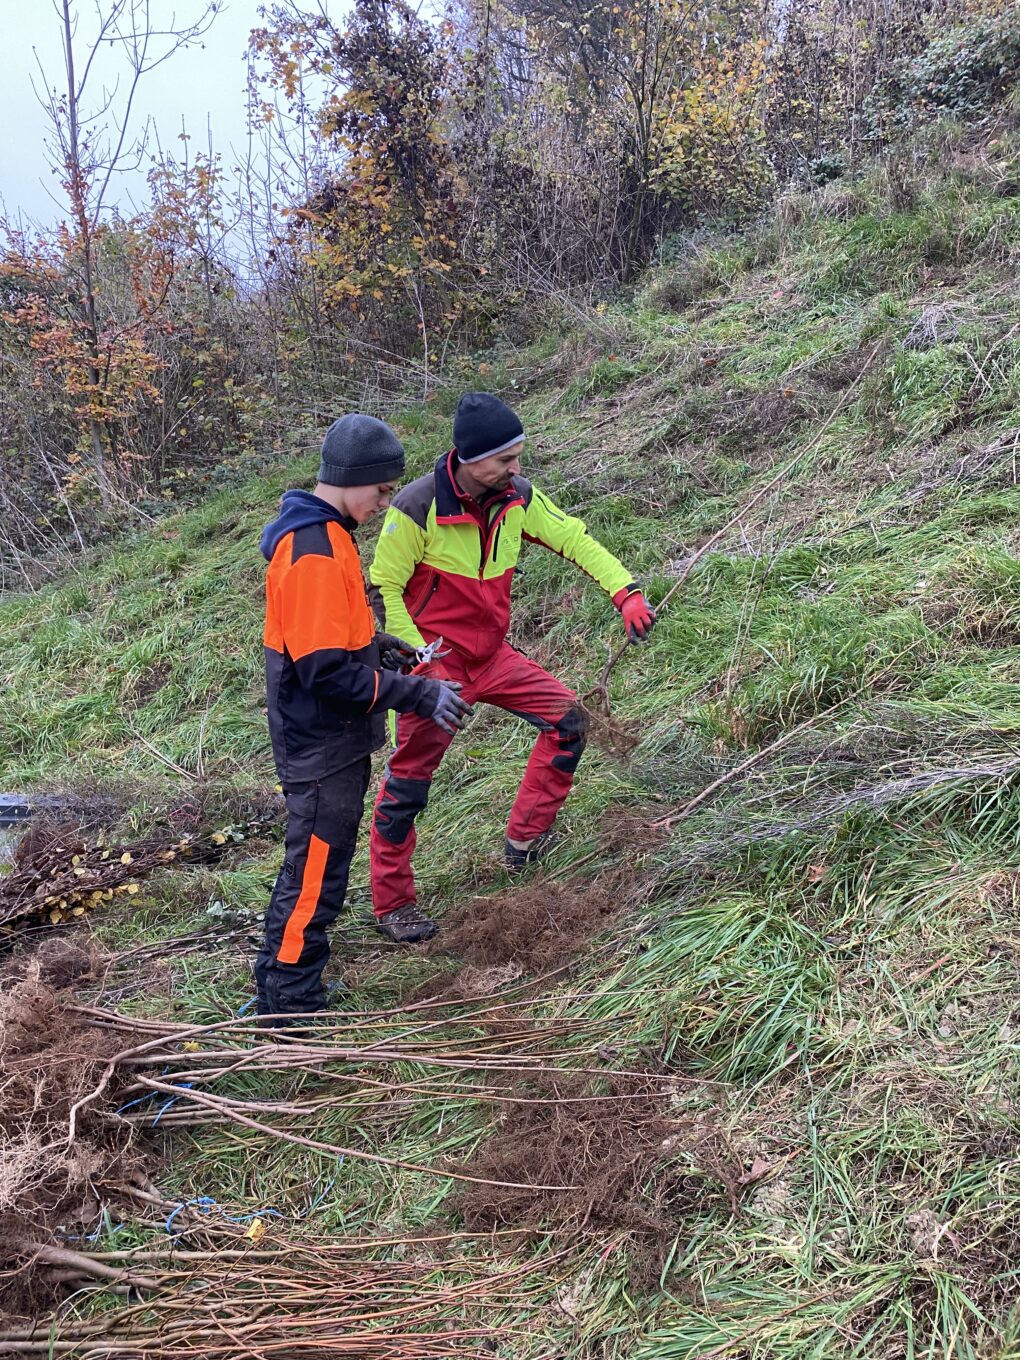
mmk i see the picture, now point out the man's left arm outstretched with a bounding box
[520,483,656,640]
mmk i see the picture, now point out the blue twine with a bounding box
[165,1196,217,1234]
[162,1178,343,1237]
[114,1065,172,1117]
[304,1178,336,1215]
[236,997,257,1017]
[86,1219,124,1245]
[114,1090,159,1115]
[164,1196,286,1235]
[65,1221,124,1246]
[151,1083,192,1128]
[113,1067,193,1127]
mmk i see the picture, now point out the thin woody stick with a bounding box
[651,637,920,828]
[131,1074,579,1191]
[586,342,883,708]
[653,697,855,829]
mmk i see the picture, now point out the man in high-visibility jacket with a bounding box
[367,392,656,936]
[255,414,471,1021]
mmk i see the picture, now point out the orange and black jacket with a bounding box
[261,491,426,783]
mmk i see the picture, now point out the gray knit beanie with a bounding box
[318,414,405,487]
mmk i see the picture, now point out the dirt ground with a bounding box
[453,1071,737,1290]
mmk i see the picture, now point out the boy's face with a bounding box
[460,441,524,493]
[345,481,398,523]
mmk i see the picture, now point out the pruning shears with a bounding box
[410,636,451,674]
[388,636,453,745]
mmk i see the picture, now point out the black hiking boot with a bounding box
[254,980,347,1036]
[373,903,438,944]
[504,831,556,873]
[256,1011,321,1040]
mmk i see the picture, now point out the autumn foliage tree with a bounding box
[252,0,491,370]
[248,0,999,324]
[2,0,1015,578]
[19,0,221,501]
[1,152,269,522]
[0,3,274,575]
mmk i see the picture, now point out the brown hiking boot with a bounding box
[374,903,438,944]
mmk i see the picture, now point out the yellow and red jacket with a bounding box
[262,491,426,783]
[369,451,634,665]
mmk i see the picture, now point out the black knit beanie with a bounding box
[318,414,405,486]
[452,392,525,463]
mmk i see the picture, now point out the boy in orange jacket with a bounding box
[255,414,470,1022]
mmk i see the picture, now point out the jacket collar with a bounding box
[434,450,524,524]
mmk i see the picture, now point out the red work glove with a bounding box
[612,585,656,642]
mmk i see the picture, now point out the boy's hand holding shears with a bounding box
[379,632,473,735]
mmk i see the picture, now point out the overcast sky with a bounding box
[0,1,345,228]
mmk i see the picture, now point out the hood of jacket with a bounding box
[260,490,356,562]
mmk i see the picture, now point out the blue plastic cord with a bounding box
[114,1065,172,1116]
[165,1196,217,1234]
[303,1178,336,1215]
[162,1180,342,1236]
[164,1196,286,1235]
[151,1083,193,1127]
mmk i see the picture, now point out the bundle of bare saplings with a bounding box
[0,818,270,934]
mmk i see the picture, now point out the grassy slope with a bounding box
[5,120,1020,1355]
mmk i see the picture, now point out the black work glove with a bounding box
[376,632,419,671]
[415,678,474,735]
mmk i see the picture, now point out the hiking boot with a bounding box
[256,1011,320,1040]
[504,831,556,873]
[253,979,347,1034]
[323,979,349,1009]
[373,903,438,944]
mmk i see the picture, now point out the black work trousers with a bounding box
[255,758,371,1019]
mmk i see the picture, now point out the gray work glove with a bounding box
[415,678,473,735]
[376,632,418,671]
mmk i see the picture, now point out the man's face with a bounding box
[461,441,524,493]
[346,481,398,524]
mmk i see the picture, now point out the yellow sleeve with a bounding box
[522,485,634,597]
[368,507,427,649]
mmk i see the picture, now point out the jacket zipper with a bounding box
[481,502,515,574]
[412,573,440,617]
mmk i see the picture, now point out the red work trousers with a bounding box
[370,642,587,917]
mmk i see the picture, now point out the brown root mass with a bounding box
[402,960,526,1009]
[579,699,642,757]
[0,936,95,991]
[0,978,146,1321]
[437,878,623,973]
[452,1074,730,1289]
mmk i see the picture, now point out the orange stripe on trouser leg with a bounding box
[277,833,330,964]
